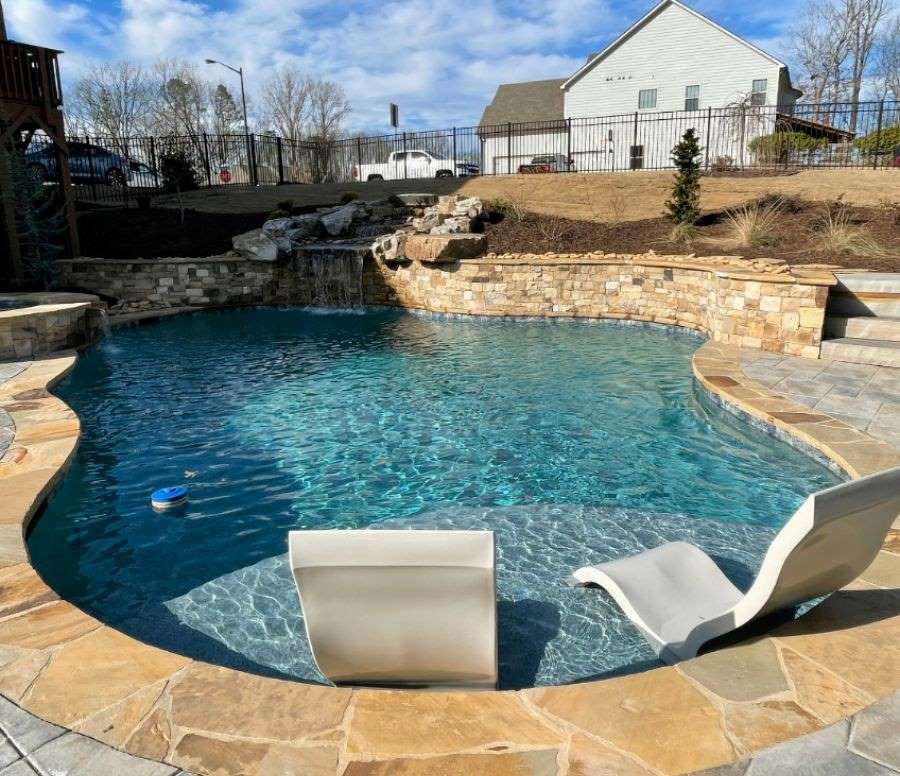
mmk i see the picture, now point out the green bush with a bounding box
[748,132,827,163]
[853,125,900,155]
[665,129,702,225]
[339,191,359,205]
[158,150,200,194]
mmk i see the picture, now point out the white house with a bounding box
[479,0,811,174]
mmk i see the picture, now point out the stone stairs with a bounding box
[820,274,900,367]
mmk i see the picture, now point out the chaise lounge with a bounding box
[570,465,900,663]
[288,529,497,688]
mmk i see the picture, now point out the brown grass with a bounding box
[155,169,900,223]
[813,204,885,257]
[723,196,784,248]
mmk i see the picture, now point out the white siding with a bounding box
[481,130,568,175]
[565,3,786,118]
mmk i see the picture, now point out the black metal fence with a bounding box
[19,99,900,206]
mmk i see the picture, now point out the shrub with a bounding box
[665,129,702,225]
[813,203,884,257]
[158,150,200,194]
[339,191,359,205]
[853,125,900,156]
[748,132,827,164]
[724,196,783,247]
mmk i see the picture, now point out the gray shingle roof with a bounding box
[478,78,566,127]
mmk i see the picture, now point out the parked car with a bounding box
[518,154,575,174]
[353,150,478,181]
[25,141,132,186]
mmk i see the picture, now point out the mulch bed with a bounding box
[76,207,270,260]
[482,199,900,273]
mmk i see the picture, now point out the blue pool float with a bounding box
[151,485,189,510]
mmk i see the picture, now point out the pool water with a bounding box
[28,308,840,687]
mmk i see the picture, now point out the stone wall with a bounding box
[58,253,833,358]
[0,302,102,360]
[58,257,285,311]
[365,255,831,358]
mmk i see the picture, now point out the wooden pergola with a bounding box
[0,1,79,287]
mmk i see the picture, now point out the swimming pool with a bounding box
[27,308,840,687]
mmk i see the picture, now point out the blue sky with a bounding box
[6,0,803,131]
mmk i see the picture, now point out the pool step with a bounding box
[819,337,900,367]
[827,273,900,318]
[823,315,900,343]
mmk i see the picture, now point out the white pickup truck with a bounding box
[353,150,479,181]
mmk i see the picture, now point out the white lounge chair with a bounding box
[288,529,497,688]
[571,465,900,663]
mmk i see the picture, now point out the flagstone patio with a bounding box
[0,341,897,776]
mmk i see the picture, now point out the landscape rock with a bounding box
[319,204,359,236]
[372,232,409,263]
[404,233,487,263]
[232,229,279,262]
[411,211,443,233]
[429,216,472,235]
[453,197,483,218]
[261,214,321,250]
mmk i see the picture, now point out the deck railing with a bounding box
[0,40,62,109]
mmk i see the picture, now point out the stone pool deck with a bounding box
[0,344,897,775]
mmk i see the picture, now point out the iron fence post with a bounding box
[85,135,99,201]
[704,107,712,170]
[566,118,572,172]
[202,133,212,186]
[276,136,284,184]
[402,131,408,179]
[149,136,159,190]
[739,105,746,170]
[873,100,885,170]
[632,112,638,171]
[356,136,362,180]
[452,127,457,174]
[507,122,512,174]
[250,133,258,185]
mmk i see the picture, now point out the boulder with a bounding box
[411,210,443,233]
[262,214,321,251]
[395,192,438,207]
[429,216,472,235]
[319,203,359,236]
[372,232,409,263]
[453,196,483,218]
[404,234,487,264]
[232,229,279,262]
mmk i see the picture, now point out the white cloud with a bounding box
[6,0,809,131]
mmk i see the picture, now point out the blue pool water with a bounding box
[28,308,840,687]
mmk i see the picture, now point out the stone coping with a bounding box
[0,301,94,322]
[57,251,840,287]
[0,342,897,775]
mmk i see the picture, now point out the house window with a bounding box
[751,79,767,106]
[684,85,700,111]
[638,89,657,110]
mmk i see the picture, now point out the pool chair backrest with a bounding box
[738,465,900,625]
[288,529,497,689]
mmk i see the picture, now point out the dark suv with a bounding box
[24,141,132,186]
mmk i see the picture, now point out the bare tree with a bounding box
[67,62,157,150]
[843,0,888,129]
[307,80,350,142]
[306,80,350,183]
[0,0,7,41]
[260,64,311,140]
[874,15,900,100]
[790,3,852,108]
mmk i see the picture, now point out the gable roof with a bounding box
[562,0,786,90]
[478,78,566,127]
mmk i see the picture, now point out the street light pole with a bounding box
[205,58,255,185]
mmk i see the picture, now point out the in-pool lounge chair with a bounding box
[570,464,900,663]
[288,529,497,688]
